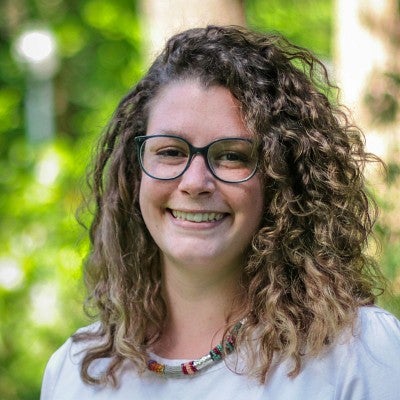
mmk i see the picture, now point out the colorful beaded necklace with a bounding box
[147,321,242,377]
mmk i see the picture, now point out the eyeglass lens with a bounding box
[138,136,257,183]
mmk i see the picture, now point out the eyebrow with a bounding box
[146,129,253,141]
[149,129,188,138]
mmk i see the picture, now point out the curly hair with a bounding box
[74,25,386,385]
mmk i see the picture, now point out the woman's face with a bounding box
[139,80,264,274]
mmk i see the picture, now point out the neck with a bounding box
[153,257,244,359]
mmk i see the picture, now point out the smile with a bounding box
[171,209,225,222]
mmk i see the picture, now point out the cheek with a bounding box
[138,178,156,226]
[138,177,170,219]
[139,182,162,242]
[139,175,158,203]
[245,177,264,225]
[138,180,147,215]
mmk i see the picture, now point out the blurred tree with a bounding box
[0,0,398,399]
[246,0,333,59]
[140,0,245,60]
[335,0,400,314]
[0,1,142,399]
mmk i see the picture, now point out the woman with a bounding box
[41,25,400,399]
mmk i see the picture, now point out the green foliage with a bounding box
[0,1,141,398]
[364,72,400,125]
[246,0,333,59]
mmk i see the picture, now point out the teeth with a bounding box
[171,210,224,222]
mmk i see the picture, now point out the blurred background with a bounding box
[0,0,399,398]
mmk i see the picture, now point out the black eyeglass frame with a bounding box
[134,134,259,183]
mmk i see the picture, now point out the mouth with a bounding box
[170,209,226,223]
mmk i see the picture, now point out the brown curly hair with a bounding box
[74,25,386,385]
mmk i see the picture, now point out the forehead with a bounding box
[146,80,252,142]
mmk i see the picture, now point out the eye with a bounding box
[148,140,189,166]
[218,151,250,162]
[209,139,255,168]
[155,147,187,158]
[143,137,189,159]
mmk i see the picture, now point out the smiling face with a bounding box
[139,80,264,274]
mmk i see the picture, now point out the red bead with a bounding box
[182,363,189,375]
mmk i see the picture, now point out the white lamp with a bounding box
[13,28,59,142]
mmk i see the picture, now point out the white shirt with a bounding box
[41,306,400,400]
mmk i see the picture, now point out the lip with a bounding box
[168,208,228,223]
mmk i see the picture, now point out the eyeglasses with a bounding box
[134,135,259,183]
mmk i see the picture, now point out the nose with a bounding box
[177,154,216,196]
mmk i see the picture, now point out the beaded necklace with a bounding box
[147,321,242,377]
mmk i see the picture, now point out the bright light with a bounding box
[16,30,56,63]
[0,257,24,290]
[36,150,60,185]
[14,28,58,79]
[365,131,387,159]
[21,224,48,251]
[30,283,59,326]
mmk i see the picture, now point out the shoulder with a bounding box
[351,305,400,367]
[263,306,400,399]
[48,322,102,365]
[333,306,400,399]
[354,305,400,355]
[357,304,400,326]
[40,323,103,400]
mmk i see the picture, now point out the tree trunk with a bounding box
[335,0,400,291]
[334,0,400,161]
[140,0,246,61]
